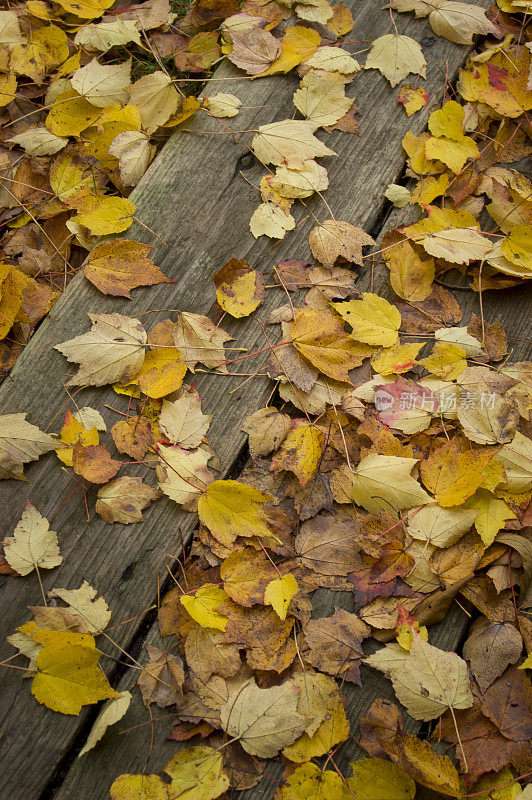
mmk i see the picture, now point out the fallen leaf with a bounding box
[72,442,121,484]
[463,619,522,692]
[281,762,347,800]
[332,293,401,347]
[198,479,274,547]
[408,503,478,547]
[264,573,298,619]
[128,71,179,133]
[270,423,324,485]
[163,745,229,800]
[290,307,373,382]
[420,440,495,506]
[479,666,532,741]
[138,644,185,707]
[309,220,375,267]
[398,84,428,116]
[203,92,241,117]
[74,19,142,51]
[252,120,336,168]
[294,71,353,127]
[185,624,241,683]
[347,757,416,800]
[79,692,131,756]
[242,407,291,458]
[227,28,281,74]
[4,501,62,576]
[212,258,265,318]
[8,127,68,156]
[0,412,58,480]
[295,512,362,576]
[30,629,119,714]
[365,34,426,87]
[367,633,473,720]
[181,586,231,638]
[71,58,131,107]
[112,416,153,460]
[352,454,432,514]
[220,678,307,757]
[55,312,146,386]
[49,581,111,634]
[157,444,213,509]
[249,202,296,239]
[108,130,154,186]
[110,774,168,800]
[174,311,233,373]
[95,477,160,525]
[303,607,370,683]
[159,389,212,449]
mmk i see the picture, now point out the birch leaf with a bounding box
[109,130,153,186]
[332,293,401,347]
[8,128,68,156]
[96,477,161,524]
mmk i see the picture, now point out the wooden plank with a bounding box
[2,2,529,798]
[51,191,532,800]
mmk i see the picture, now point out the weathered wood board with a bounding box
[1,1,530,798]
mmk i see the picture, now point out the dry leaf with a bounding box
[309,219,375,267]
[96,477,160,524]
[365,34,426,87]
[0,412,58,480]
[84,239,170,298]
[4,501,62,576]
[55,313,146,386]
[220,678,307,757]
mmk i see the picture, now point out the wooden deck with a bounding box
[1,2,531,798]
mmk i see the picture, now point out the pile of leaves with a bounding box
[1,0,532,798]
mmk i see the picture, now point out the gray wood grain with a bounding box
[1,1,530,798]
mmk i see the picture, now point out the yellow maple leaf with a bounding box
[332,292,401,347]
[270,424,324,485]
[212,259,265,317]
[347,758,415,800]
[258,25,320,75]
[56,410,99,466]
[198,479,274,546]
[290,307,372,383]
[264,574,298,620]
[109,774,168,800]
[30,629,119,714]
[180,585,229,631]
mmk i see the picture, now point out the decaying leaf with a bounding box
[96,477,160,524]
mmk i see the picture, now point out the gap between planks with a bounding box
[3,2,530,799]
